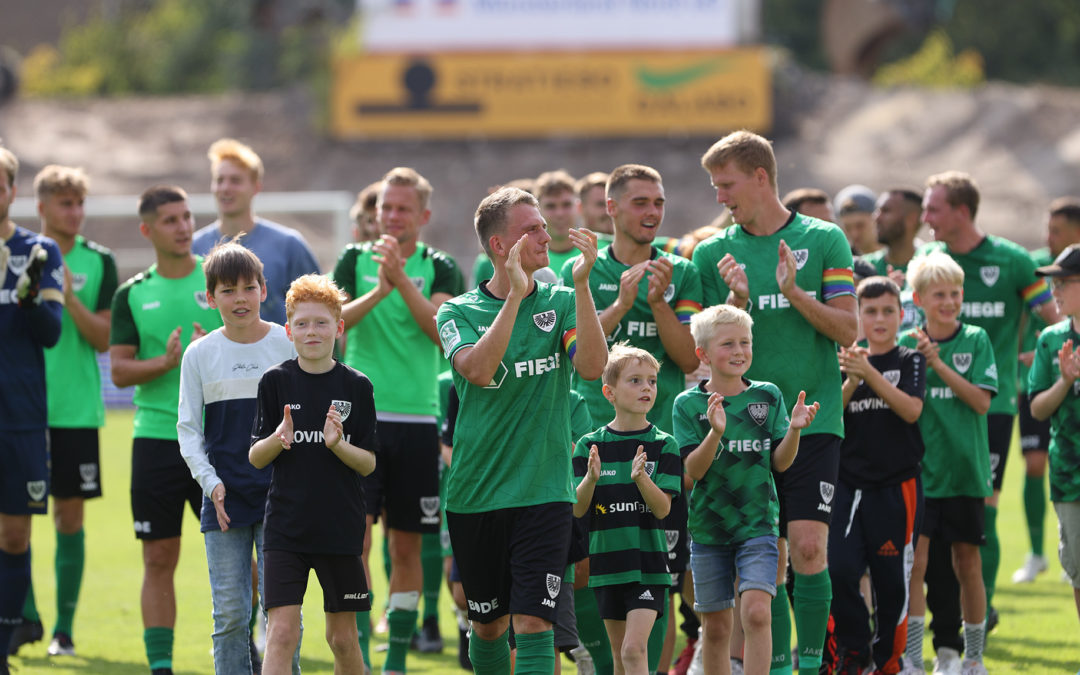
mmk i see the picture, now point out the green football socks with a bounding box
[469,628,511,675]
[770,590,793,674]
[54,528,85,637]
[575,586,614,674]
[514,630,555,675]
[982,504,1000,606]
[385,591,419,672]
[1023,474,1046,556]
[421,531,442,622]
[792,570,831,674]
[144,626,174,671]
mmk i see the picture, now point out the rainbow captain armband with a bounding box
[562,327,577,360]
[822,267,856,301]
[675,299,703,323]
[1022,279,1053,310]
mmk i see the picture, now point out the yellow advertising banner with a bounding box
[331,49,771,138]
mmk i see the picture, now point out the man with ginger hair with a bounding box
[192,138,320,325]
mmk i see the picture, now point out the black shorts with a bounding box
[922,496,985,546]
[553,564,578,649]
[593,583,666,621]
[662,493,690,574]
[447,502,572,623]
[49,427,102,500]
[364,421,440,533]
[1017,393,1051,454]
[775,433,841,532]
[0,429,49,515]
[130,438,201,540]
[263,549,371,613]
[987,414,1014,491]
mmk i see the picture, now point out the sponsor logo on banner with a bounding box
[980,266,1000,287]
[748,402,769,425]
[533,310,556,332]
[952,353,972,373]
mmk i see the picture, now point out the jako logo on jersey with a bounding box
[600,469,616,477]
[952,353,972,373]
[598,283,618,292]
[288,403,302,409]
[627,321,657,337]
[194,290,210,309]
[420,496,440,525]
[961,301,1005,318]
[533,310,557,332]
[26,480,46,502]
[439,320,462,355]
[142,300,161,310]
[331,400,352,421]
[883,370,901,386]
[757,291,817,309]
[747,402,769,425]
[469,597,499,614]
[792,249,810,270]
[515,353,561,378]
[663,283,675,303]
[980,266,1000,286]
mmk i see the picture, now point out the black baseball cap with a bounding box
[1036,244,1080,277]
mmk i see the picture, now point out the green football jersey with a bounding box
[899,323,997,498]
[110,258,224,440]
[547,248,580,279]
[472,253,494,287]
[860,249,905,277]
[45,236,118,428]
[572,424,682,587]
[673,380,789,545]
[1027,319,1080,502]
[437,281,579,513]
[570,388,594,445]
[559,246,703,433]
[332,241,464,419]
[917,237,1052,414]
[692,214,855,437]
[1019,247,1053,393]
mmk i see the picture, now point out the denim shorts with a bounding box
[690,535,779,612]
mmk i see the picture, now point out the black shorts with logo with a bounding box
[447,502,572,623]
[49,427,103,500]
[263,549,371,613]
[922,495,985,546]
[364,420,441,533]
[987,413,1014,492]
[130,438,201,540]
[0,429,49,515]
[1017,393,1051,454]
[594,582,667,621]
[775,433,841,533]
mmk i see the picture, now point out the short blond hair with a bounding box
[474,187,539,257]
[34,165,89,201]
[925,170,979,219]
[285,274,346,322]
[602,342,660,387]
[208,138,264,183]
[907,250,965,294]
[0,143,17,187]
[701,130,778,190]
[535,170,576,199]
[382,167,433,211]
[690,304,754,349]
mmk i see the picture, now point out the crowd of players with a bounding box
[2,128,1079,675]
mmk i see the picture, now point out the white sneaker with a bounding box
[960,658,988,675]
[1011,553,1049,583]
[932,647,962,675]
[730,657,745,675]
[897,661,926,675]
[686,628,705,675]
[570,645,595,675]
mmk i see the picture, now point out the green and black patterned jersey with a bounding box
[560,246,703,433]
[673,380,789,546]
[572,424,682,587]
[110,258,223,440]
[1020,247,1053,393]
[917,236,1052,414]
[1028,319,1080,502]
[899,323,997,498]
[45,235,118,428]
[692,213,855,437]
[332,241,464,419]
[436,281,579,513]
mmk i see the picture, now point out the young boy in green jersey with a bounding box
[249,274,377,675]
[898,251,996,675]
[572,344,682,675]
[674,304,819,675]
[1028,244,1080,638]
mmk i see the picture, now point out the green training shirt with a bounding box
[437,281,579,513]
[692,213,855,437]
[673,380,789,545]
[917,236,1052,415]
[560,246,703,433]
[45,236,118,428]
[332,241,464,420]
[1028,319,1080,502]
[111,259,223,439]
[572,424,682,587]
[899,323,997,498]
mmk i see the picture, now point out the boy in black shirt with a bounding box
[832,277,926,674]
[250,274,377,675]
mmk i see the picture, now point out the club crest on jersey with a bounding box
[607,322,622,343]
[545,573,561,600]
[819,481,835,504]
[747,402,769,426]
[420,496,440,518]
[792,249,810,270]
[194,290,211,309]
[26,480,46,502]
[952,353,972,373]
[663,283,675,303]
[1073,380,1080,396]
[980,266,1000,287]
[644,461,656,477]
[411,277,426,292]
[666,529,680,552]
[7,254,28,275]
[51,266,65,287]
[883,370,901,386]
[533,310,557,332]
[71,272,88,291]
[440,319,462,355]
[989,453,1000,472]
[331,400,352,421]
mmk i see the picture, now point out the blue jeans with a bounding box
[204,523,302,674]
[690,535,779,613]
